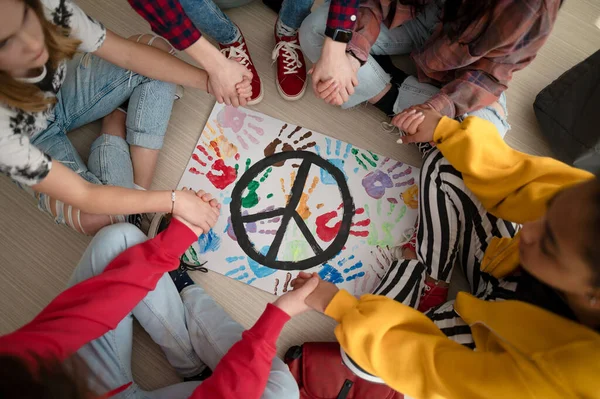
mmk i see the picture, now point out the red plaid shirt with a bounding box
[348,0,561,117]
[129,0,360,51]
[128,0,201,50]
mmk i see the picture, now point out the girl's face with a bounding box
[0,0,48,77]
[519,181,597,298]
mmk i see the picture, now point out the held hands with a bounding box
[391,104,443,144]
[290,272,340,313]
[207,56,253,107]
[172,188,221,235]
[310,39,359,106]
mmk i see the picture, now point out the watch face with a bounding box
[333,29,353,43]
[326,27,353,43]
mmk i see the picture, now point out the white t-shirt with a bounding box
[0,0,106,186]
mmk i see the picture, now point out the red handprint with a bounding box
[315,203,370,242]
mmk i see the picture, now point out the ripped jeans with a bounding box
[26,53,175,224]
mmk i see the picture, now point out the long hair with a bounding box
[0,355,93,399]
[0,0,80,113]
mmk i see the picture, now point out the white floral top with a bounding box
[0,0,106,186]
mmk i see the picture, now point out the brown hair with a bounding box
[0,0,81,113]
[0,355,93,398]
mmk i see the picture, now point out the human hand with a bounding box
[207,55,253,107]
[273,275,319,317]
[290,272,340,313]
[194,189,221,210]
[172,189,220,234]
[391,104,443,144]
[309,39,358,104]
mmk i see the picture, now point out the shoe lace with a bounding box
[179,259,208,273]
[272,39,303,75]
[381,121,404,137]
[221,42,251,68]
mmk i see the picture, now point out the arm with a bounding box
[127,0,252,106]
[325,290,538,399]
[189,275,318,399]
[433,116,594,223]
[425,69,507,118]
[0,219,196,363]
[190,304,290,399]
[94,30,208,91]
[32,162,219,229]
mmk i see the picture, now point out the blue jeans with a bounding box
[27,53,175,223]
[299,1,510,137]
[178,0,314,44]
[73,224,300,399]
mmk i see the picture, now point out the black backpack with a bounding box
[534,49,600,173]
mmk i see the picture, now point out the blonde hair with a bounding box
[0,0,81,113]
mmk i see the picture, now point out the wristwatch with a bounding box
[325,27,353,43]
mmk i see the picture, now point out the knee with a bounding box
[298,7,328,63]
[265,359,300,398]
[90,223,147,256]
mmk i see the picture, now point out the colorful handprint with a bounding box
[362,158,415,201]
[315,203,370,242]
[315,137,352,185]
[217,105,264,150]
[264,124,317,166]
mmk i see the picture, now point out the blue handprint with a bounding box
[197,229,222,254]
[315,138,352,185]
[224,245,276,285]
[318,253,365,284]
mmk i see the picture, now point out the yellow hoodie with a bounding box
[325,117,599,399]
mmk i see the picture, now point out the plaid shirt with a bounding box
[349,0,561,117]
[128,0,201,50]
[129,0,360,51]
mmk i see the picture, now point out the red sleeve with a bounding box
[190,304,291,399]
[128,0,202,51]
[0,220,196,366]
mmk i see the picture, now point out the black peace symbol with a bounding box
[229,151,355,271]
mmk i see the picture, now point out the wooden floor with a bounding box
[0,0,599,391]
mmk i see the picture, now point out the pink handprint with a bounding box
[217,106,264,150]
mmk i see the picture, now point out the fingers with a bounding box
[231,94,240,108]
[308,67,314,75]
[391,109,416,128]
[224,96,232,106]
[298,271,312,279]
[242,68,253,80]
[209,198,220,208]
[406,112,425,133]
[297,276,319,294]
[339,87,349,103]
[401,111,424,134]
[317,79,337,95]
[346,81,355,96]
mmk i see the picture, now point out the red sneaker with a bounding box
[401,218,419,254]
[272,25,307,101]
[219,32,263,105]
[418,280,449,313]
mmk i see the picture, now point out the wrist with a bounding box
[186,37,222,72]
[323,37,348,56]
